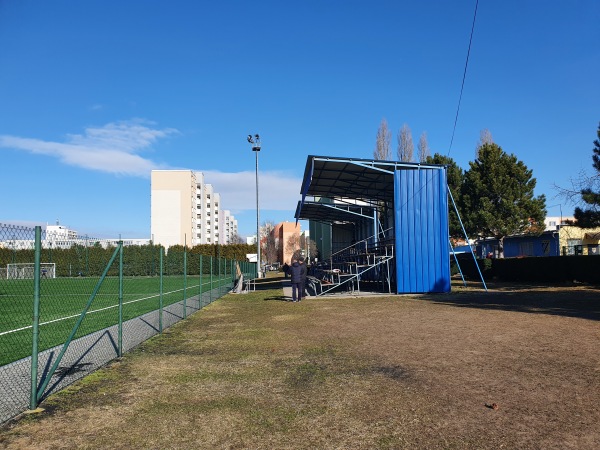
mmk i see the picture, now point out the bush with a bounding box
[452,253,493,280]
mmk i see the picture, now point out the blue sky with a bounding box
[1,0,598,238]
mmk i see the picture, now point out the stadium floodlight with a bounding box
[247,133,261,276]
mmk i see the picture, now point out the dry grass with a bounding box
[1,279,599,449]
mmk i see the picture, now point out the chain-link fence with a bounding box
[0,224,256,425]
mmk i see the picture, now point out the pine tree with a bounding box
[425,153,464,240]
[574,122,600,227]
[461,143,546,257]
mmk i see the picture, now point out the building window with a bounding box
[565,239,583,255]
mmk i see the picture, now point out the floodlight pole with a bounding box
[248,134,262,277]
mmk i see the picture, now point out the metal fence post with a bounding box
[118,241,123,357]
[29,226,41,410]
[210,256,213,304]
[35,245,121,400]
[218,256,222,296]
[183,244,187,319]
[159,247,164,333]
[199,254,203,308]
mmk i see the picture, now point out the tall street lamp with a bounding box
[247,134,261,277]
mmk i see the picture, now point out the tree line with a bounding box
[0,243,257,278]
[374,120,600,255]
[374,120,547,256]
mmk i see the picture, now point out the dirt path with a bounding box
[1,282,599,449]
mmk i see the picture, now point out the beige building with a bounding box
[151,170,197,248]
[558,225,600,255]
[151,170,238,248]
[273,221,301,264]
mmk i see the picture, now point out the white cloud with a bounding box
[0,119,177,177]
[0,121,305,215]
[203,170,303,211]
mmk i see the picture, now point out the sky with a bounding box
[1,0,598,239]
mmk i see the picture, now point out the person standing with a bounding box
[288,259,303,302]
[282,262,290,278]
[298,257,308,299]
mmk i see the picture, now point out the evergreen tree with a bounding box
[574,122,600,227]
[425,153,464,240]
[461,143,546,257]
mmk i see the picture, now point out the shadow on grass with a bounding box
[252,275,286,291]
[420,283,600,321]
[264,295,289,302]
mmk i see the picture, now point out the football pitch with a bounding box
[0,274,231,366]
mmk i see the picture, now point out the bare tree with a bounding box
[229,233,245,244]
[476,128,493,156]
[299,234,319,261]
[418,132,430,162]
[261,221,279,264]
[286,233,302,260]
[373,118,392,160]
[397,123,414,162]
[556,122,600,227]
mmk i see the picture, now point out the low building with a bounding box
[476,225,600,258]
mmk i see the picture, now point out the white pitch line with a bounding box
[0,279,223,337]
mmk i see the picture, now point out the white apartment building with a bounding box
[198,181,219,244]
[219,209,238,244]
[151,170,238,248]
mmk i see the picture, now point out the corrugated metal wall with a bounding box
[394,168,450,293]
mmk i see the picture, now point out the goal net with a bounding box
[6,263,56,279]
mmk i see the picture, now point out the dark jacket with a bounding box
[299,262,307,282]
[289,262,303,283]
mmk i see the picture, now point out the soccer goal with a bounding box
[6,263,56,279]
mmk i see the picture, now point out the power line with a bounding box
[448,0,479,156]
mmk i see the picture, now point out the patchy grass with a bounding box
[2,281,600,449]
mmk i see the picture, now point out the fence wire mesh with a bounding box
[0,224,255,425]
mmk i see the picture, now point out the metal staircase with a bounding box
[309,232,395,296]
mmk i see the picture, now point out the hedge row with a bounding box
[0,243,257,278]
[453,253,600,284]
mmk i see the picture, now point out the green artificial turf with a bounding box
[0,274,232,366]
